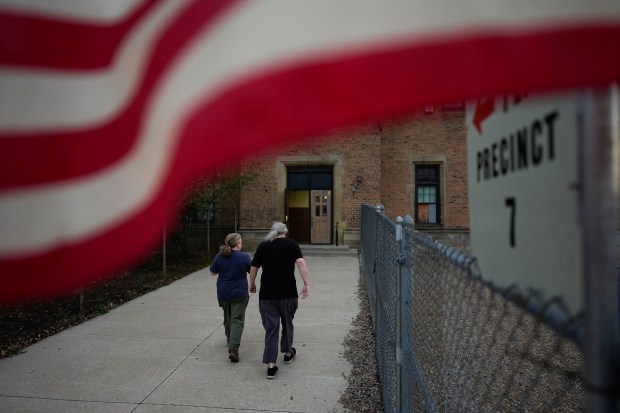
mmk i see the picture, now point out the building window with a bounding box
[415,165,440,225]
[287,167,332,190]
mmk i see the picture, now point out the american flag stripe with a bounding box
[0,0,146,22]
[0,0,159,69]
[1,0,619,302]
[0,0,233,189]
[2,1,618,188]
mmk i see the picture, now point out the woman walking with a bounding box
[210,233,251,363]
[249,222,310,379]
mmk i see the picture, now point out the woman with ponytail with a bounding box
[209,233,251,363]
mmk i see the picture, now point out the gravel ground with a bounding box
[339,274,384,413]
[341,259,587,413]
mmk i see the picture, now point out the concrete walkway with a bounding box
[0,255,360,413]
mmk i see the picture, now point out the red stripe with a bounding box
[0,0,237,191]
[1,23,619,302]
[176,23,620,191]
[0,0,159,70]
[2,21,618,191]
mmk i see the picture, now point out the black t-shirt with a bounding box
[251,237,303,300]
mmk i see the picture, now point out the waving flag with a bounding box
[1,0,619,303]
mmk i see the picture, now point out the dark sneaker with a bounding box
[228,349,239,363]
[267,365,278,379]
[283,347,296,364]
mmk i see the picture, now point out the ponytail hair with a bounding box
[220,233,241,257]
[264,222,288,242]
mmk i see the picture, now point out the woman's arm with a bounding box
[249,266,259,293]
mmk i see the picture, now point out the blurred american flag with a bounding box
[0,0,618,302]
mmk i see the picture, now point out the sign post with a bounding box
[580,88,619,413]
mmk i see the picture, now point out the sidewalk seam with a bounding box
[129,322,223,413]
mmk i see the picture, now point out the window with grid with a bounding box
[415,165,440,225]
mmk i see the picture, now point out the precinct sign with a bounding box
[466,92,583,314]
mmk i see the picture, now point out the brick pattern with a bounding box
[239,153,279,228]
[380,111,469,228]
[239,108,468,232]
[333,125,382,229]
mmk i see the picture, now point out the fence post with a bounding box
[375,204,384,334]
[582,87,620,412]
[162,224,167,277]
[399,215,437,413]
[395,216,405,413]
[401,215,414,412]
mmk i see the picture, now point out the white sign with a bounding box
[466,92,583,314]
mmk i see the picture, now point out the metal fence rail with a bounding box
[360,204,586,413]
[169,207,238,258]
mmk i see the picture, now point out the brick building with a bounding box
[237,104,469,250]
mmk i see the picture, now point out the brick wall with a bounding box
[240,125,382,230]
[239,151,279,228]
[238,108,469,239]
[380,110,469,228]
[335,125,382,229]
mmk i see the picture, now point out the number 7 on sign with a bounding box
[505,197,516,247]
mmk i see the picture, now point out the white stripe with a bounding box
[2,0,619,133]
[0,0,146,23]
[0,0,192,133]
[1,0,619,256]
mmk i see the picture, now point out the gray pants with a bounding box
[259,298,298,364]
[221,296,249,351]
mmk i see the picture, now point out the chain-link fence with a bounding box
[360,204,587,413]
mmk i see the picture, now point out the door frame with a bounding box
[275,156,344,245]
[284,165,333,244]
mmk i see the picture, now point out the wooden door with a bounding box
[311,190,331,244]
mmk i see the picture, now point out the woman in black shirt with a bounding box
[250,222,310,379]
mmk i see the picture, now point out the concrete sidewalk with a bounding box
[0,255,360,413]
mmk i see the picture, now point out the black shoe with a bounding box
[267,365,278,379]
[283,347,296,364]
[228,349,239,363]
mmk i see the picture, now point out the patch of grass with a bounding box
[93,304,109,315]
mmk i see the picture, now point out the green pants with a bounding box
[221,296,249,351]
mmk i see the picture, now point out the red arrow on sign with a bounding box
[473,97,495,134]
